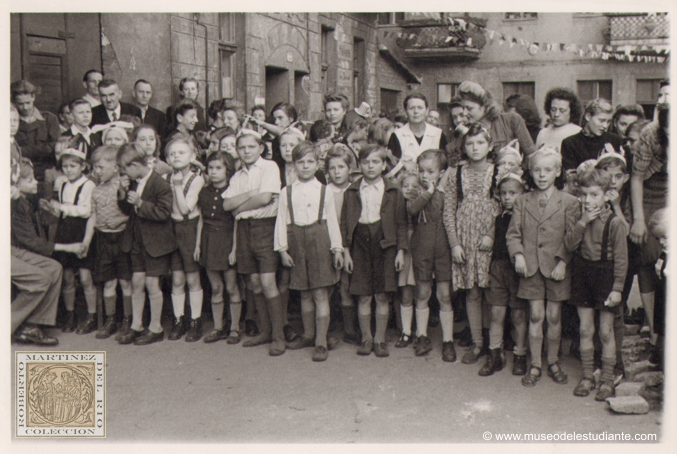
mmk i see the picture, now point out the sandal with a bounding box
[573,378,595,397]
[595,383,615,402]
[226,330,241,345]
[547,362,568,385]
[395,333,413,348]
[521,366,542,387]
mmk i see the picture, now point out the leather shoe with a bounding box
[13,326,59,346]
[287,336,314,350]
[415,335,432,356]
[118,329,142,345]
[76,313,97,335]
[312,346,328,362]
[185,318,203,342]
[374,342,389,358]
[62,310,76,333]
[115,316,132,341]
[203,328,228,343]
[442,341,457,362]
[168,316,186,341]
[269,339,286,356]
[512,354,527,376]
[357,339,373,356]
[96,316,118,339]
[283,324,300,342]
[244,319,260,337]
[134,329,164,345]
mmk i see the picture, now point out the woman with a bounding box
[536,87,583,151]
[458,81,535,157]
[249,102,307,170]
[504,93,542,143]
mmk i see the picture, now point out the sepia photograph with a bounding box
[6,3,672,449]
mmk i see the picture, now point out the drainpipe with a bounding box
[195,14,209,107]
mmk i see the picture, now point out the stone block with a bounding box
[624,324,640,336]
[624,360,653,380]
[640,325,651,337]
[635,371,664,387]
[615,382,646,397]
[606,396,649,414]
[621,335,642,348]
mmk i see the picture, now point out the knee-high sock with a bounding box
[267,295,285,342]
[280,288,290,326]
[601,355,616,386]
[466,296,483,347]
[547,326,561,365]
[148,291,164,333]
[84,287,97,314]
[341,305,357,336]
[189,290,203,319]
[580,348,595,380]
[171,292,185,318]
[211,301,224,330]
[374,307,389,344]
[63,286,76,311]
[301,309,316,339]
[316,315,330,348]
[529,327,544,369]
[489,315,504,350]
[229,302,242,332]
[439,310,454,342]
[254,292,271,335]
[104,295,116,316]
[613,312,624,368]
[131,292,146,332]
[358,309,372,342]
[415,308,429,337]
[245,288,256,320]
[122,295,132,317]
[400,305,413,336]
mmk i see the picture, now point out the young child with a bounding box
[480,167,529,376]
[395,173,420,348]
[494,139,522,173]
[278,127,305,187]
[61,99,102,160]
[274,141,344,361]
[405,150,455,361]
[195,151,242,343]
[648,208,667,369]
[94,122,133,148]
[116,143,177,345]
[40,148,97,334]
[131,124,172,176]
[506,147,580,387]
[325,144,359,344]
[82,146,133,339]
[442,123,500,364]
[164,137,206,342]
[222,130,286,356]
[341,144,408,358]
[564,168,628,401]
[219,128,239,168]
[167,101,202,159]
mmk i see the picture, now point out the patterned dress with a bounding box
[442,163,500,291]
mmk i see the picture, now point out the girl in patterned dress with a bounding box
[443,123,500,364]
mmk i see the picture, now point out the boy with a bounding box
[506,147,580,387]
[61,98,102,160]
[165,137,206,342]
[222,130,286,356]
[116,143,177,345]
[480,169,529,376]
[342,144,408,357]
[564,168,628,401]
[81,146,133,339]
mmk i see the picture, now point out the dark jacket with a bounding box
[60,129,102,161]
[340,177,409,251]
[141,106,167,138]
[118,170,177,258]
[90,102,142,127]
[11,196,54,257]
[15,110,61,181]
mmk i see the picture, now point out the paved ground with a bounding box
[11,305,662,444]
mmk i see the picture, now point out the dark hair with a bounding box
[174,100,198,124]
[206,150,236,181]
[578,167,612,192]
[358,143,388,163]
[130,124,162,157]
[324,93,350,110]
[660,79,670,88]
[403,93,428,110]
[325,143,356,170]
[179,77,198,92]
[117,143,147,167]
[134,79,152,89]
[83,69,102,83]
[69,98,91,112]
[207,99,226,121]
[658,108,669,148]
[393,113,407,124]
[461,123,492,150]
[449,95,463,111]
[417,149,448,171]
[211,127,237,143]
[10,80,37,100]
[251,105,266,115]
[98,79,119,90]
[291,141,318,163]
[58,102,71,116]
[543,87,583,126]
[504,93,541,136]
[610,104,645,135]
[271,102,298,123]
[368,117,395,147]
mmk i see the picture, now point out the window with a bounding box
[353,38,365,106]
[321,26,335,93]
[220,50,234,99]
[219,13,234,43]
[637,79,663,119]
[381,88,400,119]
[577,80,613,105]
[437,83,460,104]
[377,13,406,25]
[503,82,535,100]
[504,13,538,20]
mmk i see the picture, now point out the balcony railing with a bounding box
[395,23,485,61]
[607,13,669,45]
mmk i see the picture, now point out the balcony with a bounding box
[394,21,485,62]
[606,13,669,47]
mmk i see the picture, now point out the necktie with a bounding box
[112,111,118,121]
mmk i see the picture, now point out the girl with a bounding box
[443,123,500,364]
[279,127,305,187]
[131,124,172,175]
[43,148,98,334]
[274,141,343,361]
[395,173,420,347]
[219,128,239,167]
[494,139,522,173]
[95,122,134,148]
[195,151,242,343]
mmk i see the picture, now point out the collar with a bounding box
[137,104,148,115]
[66,175,89,187]
[501,209,513,217]
[70,125,92,141]
[107,104,122,118]
[359,177,385,192]
[292,177,321,188]
[535,185,556,200]
[21,108,45,123]
[241,157,265,173]
[83,93,100,104]
[328,182,349,193]
[136,169,152,184]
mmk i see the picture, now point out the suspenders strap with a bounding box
[286,183,326,226]
[600,213,615,261]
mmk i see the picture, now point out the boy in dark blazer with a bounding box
[341,144,408,358]
[90,79,142,127]
[116,143,177,345]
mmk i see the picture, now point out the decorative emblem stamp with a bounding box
[16,352,105,438]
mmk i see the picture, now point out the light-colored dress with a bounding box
[442,163,500,291]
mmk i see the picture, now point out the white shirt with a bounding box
[70,125,93,145]
[134,169,153,212]
[137,105,148,120]
[222,157,281,220]
[106,104,122,123]
[274,178,343,253]
[170,171,205,221]
[535,123,582,152]
[58,175,95,219]
[83,93,101,108]
[358,177,385,224]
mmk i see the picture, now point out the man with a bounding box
[82,69,103,107]
[90,79,142,126]
[11,80,61,194]
[426,109,441,127]
[133,79,166,137]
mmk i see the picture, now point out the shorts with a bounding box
[485,259,527,309]
[398,249,416,287]
[349,222,397,296]
[93,230,132,283]
[170,218,202,273]
[410,226,451,283]
[517,269,571,302]
[569,255,618,314]
[130,223,170,277]
[236,218,279,275]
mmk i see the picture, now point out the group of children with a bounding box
[10,88,668,402]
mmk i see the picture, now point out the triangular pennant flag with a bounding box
[658,57,665,63]
[641,45,649,51]
[605,45,614,52]
[546,43,553,52]
[466,38,473,46]
[602,52,609,60]
[457,19,467,30]
[588,44,594,51]
[409,33,416,40]
[596,44,603,52]
[578,49,585,57]
[629,55,635,62]
[397,32,402,38]
[445,36,453,43]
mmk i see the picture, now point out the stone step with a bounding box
[606,396,650,414]
[634,371,664,387]
[615,381,646,397]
